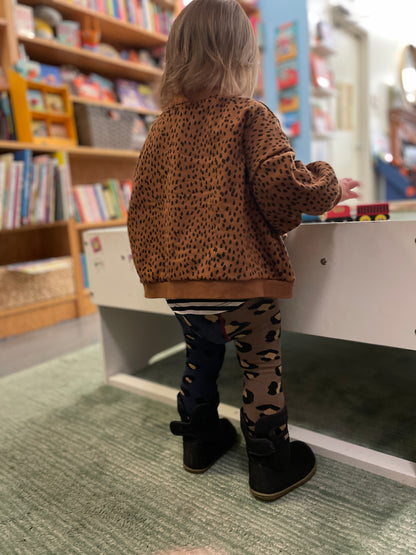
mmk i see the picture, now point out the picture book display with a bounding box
[27,89,45,112]
[8,70,77,147]
[0,150,73,230]
[45,92,66,113]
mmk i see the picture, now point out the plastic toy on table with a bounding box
[302,203,390,223]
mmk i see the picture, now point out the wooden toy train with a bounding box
[302,203,390,223]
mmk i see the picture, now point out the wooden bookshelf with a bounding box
[0,0,179,338]
[0,221,69,234]
[18,0,171,49]
[19,36,163,82]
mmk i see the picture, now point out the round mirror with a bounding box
[401,44,416,106]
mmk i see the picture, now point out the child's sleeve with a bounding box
[243,103,341,235]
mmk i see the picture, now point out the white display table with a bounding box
[83,220,416,487]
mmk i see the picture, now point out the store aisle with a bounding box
[0,314,100,378]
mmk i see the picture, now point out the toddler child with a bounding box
[127,0,359,501]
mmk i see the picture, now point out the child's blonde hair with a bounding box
[159,0,259,108]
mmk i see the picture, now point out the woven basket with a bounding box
[74,104,136,149]
[0,257,75,311]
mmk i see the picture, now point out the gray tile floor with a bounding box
[0,314,101,377]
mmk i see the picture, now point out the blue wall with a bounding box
[258,0,311,162]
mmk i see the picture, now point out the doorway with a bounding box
[329,6,373,201]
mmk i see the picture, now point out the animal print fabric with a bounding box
[127,95,341,301]
[174,298,284,430]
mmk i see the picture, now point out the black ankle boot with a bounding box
[170,395,237,473]
[241,408,316,501]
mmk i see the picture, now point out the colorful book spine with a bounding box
[115,0,126,20]
[93,183,110,220]
[105,179,123,219]
[111,0,120,19]
[135,0,143,26]
[80,253,90,288]
[113,179,128,218]
[36,160,49,224]
[27,162,40,225]
[14,150,33,226]
[141,0,152,30]
[0,161,6,230]
[53,151,73,220]
[121,179,132,209]
[95,0,106,13]
[6,162,17,229]
[125,0,137,23]
[73,186,89,222]
[85,184,103,222]
[13,161,24,228]
[105,0,114,17]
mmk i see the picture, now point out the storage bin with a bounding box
[0,257,75,311]
[74,103,136,150]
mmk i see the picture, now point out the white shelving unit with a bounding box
[83,221,416,487]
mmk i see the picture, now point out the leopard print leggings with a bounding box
[174,298,285,430]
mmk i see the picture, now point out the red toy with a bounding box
[325,205,352,222]
[355,203,390,221]
[325,203,389,222]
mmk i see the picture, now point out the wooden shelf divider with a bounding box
[19,36,163,82]
[0,140,139,158]
[70,95,160,116]
[75,219,127,231]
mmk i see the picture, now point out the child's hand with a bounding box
[339,178,360,202]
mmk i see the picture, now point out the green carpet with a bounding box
[1,345,415,554]
[137,332,416,462]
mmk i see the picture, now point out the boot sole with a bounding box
[250,461,317,501]
[183,462,213,474]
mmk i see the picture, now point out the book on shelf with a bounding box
[57,20,81,48]
[0,92,17,141]
[0,150,73,230]
[115,79,158,110]
[72,178,131,223]
[14,3,35,39]
[80,252,90,288]
[69,0,173,30]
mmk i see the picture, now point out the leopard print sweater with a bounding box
[127,95,341,299]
